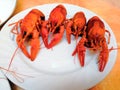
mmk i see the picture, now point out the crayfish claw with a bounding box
[72,36,86,67]
[98,58,107,72]
[48,25,64,49]
[78,49,86,67]
[30,38,40,61]
[41,21,49,48]
[66,20,73,44]
[16,34,31,59]
[41,4,67,49]
[30,29,40,61]
[98,40,109,72]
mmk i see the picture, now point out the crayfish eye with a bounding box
[25,34,32,41]
[54,26,60,34]
[28,34,32,39]
[71,26,76,35]
[23,31,26,38]
[40,16,45,20]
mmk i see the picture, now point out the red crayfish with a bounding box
[10,9,45,61]
[72,16,111,72]
[65,11,86,67]
[41,5,67,49]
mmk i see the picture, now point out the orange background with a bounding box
[6,0,120,90]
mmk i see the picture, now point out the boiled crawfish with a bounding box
[65,12,86,44]
[10,9,45,61]
[41,5,67,49]
[72,16,111,72]
[85,16,111,72]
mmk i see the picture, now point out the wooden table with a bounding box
[6,0,120,90]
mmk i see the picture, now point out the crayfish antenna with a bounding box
[105,30,111,44]
[8,47,19,70]
[8,20,22,70]
[9,19,22,35]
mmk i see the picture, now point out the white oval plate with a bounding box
[0,0,17,26]
[0,70,11,90]
[0,3,117,90]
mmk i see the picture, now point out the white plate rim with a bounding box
[0,0,17,26]
[0,70,11,90]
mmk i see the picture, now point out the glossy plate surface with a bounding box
[0,0,16,26]
[0,3,117,90]
[0,70,11,90]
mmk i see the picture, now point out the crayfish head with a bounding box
[85,17,106,49]
[88,21,105,40]
[72,12,86,36]
[73,12,86,27]
[30,9,45,21]
[49,5,67,32]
